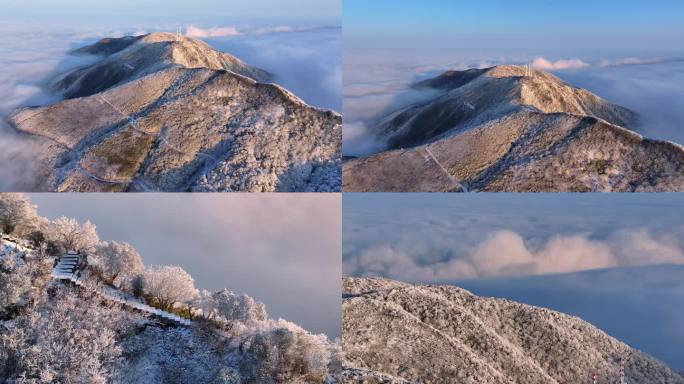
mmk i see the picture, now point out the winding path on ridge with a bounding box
[95,94,222,190]
[424,146,469,192]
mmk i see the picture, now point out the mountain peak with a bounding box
[59,32,271,99]
[139,31,188,43]
[414,65,552,90]
[342,63,684,192]
[484,64,541,78]
[383,65,637,150]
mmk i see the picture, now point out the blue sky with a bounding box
[3,0,340,22]
[345,0,683,46]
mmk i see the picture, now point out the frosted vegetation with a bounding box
[0,193,340,383]
[342,277,684,384]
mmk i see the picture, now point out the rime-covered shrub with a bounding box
[143,265,197,311]
[46,216,99,253]
[93,241,144,290]
[0,254,51,319]
[212,289,267,324]
[0,286,131,383]
[0,194,45,237]
[235,319,333,383]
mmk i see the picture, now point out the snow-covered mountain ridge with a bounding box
[342,277,684,384]
[343,65,684,192]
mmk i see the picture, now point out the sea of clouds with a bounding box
[343,193,684,281]
[0,19,340,190]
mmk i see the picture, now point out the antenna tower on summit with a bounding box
[176,26,181,42]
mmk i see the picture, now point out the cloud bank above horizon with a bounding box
[343,193,684,282]
[345,228,684,281]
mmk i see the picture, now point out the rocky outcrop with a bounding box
[343,66,683,192]
[342,277,684,384]
[10,33,341,192]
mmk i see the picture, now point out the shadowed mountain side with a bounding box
[413,67,490,91]
[55,32,272,99]
[11,66,341,192]
[73,35,143,56]
[342,277,684,384]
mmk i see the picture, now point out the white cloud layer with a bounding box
[344,228,684,282]
[598,57,664,67]
[531,57,590,70]
[185,25,241,38]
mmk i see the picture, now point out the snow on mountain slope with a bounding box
[343,66,683,192]
[9,33,341,192]
[380,65,636,149]
[342,277,684,384]
[55,32,271,99]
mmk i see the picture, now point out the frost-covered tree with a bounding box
[240,320,333,383]
[212,289,267,324]
[0,252,51,319]
[193,289,217,319]
[0,286,130,383]
[143,265,197,311]
[0,194,45,237]
[46,216,99,253]
[94,241,144,288]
